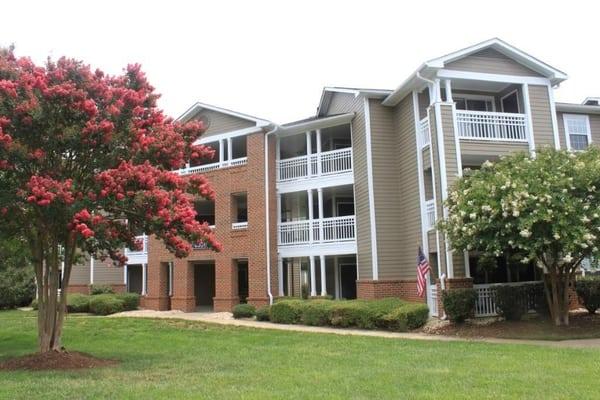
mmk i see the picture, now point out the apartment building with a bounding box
[68,38,600,317]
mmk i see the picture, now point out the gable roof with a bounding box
[177,101,271,126]
[317,86,392,116]
[383,38,568,106]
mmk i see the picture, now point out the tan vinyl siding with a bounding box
[439,104,465,277]
[557,112,600,149]
[325,93,372,279]
[194,109,254,138]
[528,85,556,149]
[93,258,124,285]
[445,48,542,77]
[459,140,529,157]
[70,260,90,285]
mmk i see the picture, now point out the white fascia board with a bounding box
[192,125,266,146]
[555,103,600,115]
[278,113,355,137]
[437,69,551,86]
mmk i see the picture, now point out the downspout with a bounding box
[264,123,280,305]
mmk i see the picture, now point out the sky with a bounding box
[1,0,599,124]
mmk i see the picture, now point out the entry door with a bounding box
[339,264,357,299]
[195,263,215,307]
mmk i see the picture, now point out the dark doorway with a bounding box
[127,264,143,294]
[194,262,215,309]
[501,91,520,113]
[340,264,357,299]
[237,260,249,303]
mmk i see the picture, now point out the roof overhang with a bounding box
[383,38,568,107]
[277,112,355,137]
[177,101,271,126]
[555,102,600,115]
[317,87,391,116]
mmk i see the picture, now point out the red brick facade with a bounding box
[143,132,278,312]
[356,279,426,303]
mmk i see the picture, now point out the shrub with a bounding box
[88,294,125,315]
[0,266,35,309]
[30,298,38,310]
[90,284,115,295]
[576,277,600,314]
[232,303,256,319]
[329,301,374,329]
[300,300,333,326]
[270,299,303,324]
[255,305,270,321]
[301,284,309,300]
[382,303,430,331]
[67,293,90,313]
[442,289,477,323]
[117,292,140,311]
[495,285,527,321]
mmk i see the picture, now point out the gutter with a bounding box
[263,123,281,305]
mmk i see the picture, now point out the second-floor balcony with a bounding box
[277,147,353,182]
[278,215,356,246]
[456,110,527,142]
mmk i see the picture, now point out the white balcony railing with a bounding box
[425,199,436,231]
[419,117,431,148]
[278,215,356,246]
[277,148,352,182]
[474,281,541,317]
[125,234,148,264]
[177,157,248,175]
[456,110,528,142]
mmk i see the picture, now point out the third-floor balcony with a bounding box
[456,110,527,142]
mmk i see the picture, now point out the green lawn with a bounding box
[1,310,600,399]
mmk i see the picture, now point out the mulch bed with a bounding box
[0,350,118,371]
[422,309,600,340]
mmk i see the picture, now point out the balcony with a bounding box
[418,117,431,148]
[425,199,436,231]
[178,157,248,176]
[125,234,148,265]
[277,148,352,182]
[278,215,356,246]
[456,110,527,142]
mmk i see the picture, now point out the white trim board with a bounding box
[178,101,271,125]
[363,97,379,280]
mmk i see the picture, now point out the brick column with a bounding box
[145,261,170,311]
[247,256,270,308]
[214,258,239,311]
[171,260,196,312]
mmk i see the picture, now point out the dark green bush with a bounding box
[117,292,140,311]
[270,299,303,324]
[90,285,115,295]
[0,266,35,309]
[329,301,370,328]
[300,300,333,326]
[232,303,256,319]
[255,305,270,321]
[442,288,477,323]
[495,285,527,321]
[88,294,125,315]
[301,284,309,300]
[382,303,430,331]
[67,293,90,313]
[576,277,600,314]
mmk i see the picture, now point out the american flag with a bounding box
[416,247,431,297]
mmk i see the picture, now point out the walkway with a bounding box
[111,309,600,349]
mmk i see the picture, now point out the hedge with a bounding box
[269,298,429,332]
[442,289,477,323]
[117,292,140,311]
[88,294,125,315]
[67,293,90,313]
[232,303,256,319]
[576,277,600,314]
[90,284,115,295]
[255,305,270,321]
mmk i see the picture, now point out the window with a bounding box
[231,192,248,229]
[564,114,591,151]
[501,90,520,113]
[455,95,494,112]
[195,200,215,226]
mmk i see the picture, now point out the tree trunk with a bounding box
[543,267,572,326]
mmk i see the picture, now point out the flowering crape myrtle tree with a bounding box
[439,148,600,326]
[0,47,222,352]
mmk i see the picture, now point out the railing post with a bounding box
[227,137,233,164]
[307,189,314,243]
[320,254,327,296]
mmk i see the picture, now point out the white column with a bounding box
[277,256,284,296]
[90,257,94,285]
[227,137,233,162]
[444,79,453,103]
[309,256,317,296]
[142,263,147,295]
[320,254,327,296]
[334,256,340,299]
[317,188,324,242]
[316,129,322,176]
[306,131,312,176]
[428,84,435,106]
[219,139,225,164]
[307,189,314,243]
[124,264,128,290]
[434,79,442,103]
[522,83,536,156]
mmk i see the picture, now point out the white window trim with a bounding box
[563,113,592,151]
[453,93,496,112]
[500,89,521,113]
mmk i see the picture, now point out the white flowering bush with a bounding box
[439,148,600,326]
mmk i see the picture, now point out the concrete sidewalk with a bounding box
[111,309,600,349]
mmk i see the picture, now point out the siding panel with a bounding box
[445,48,542,77]
[195,109,255,138]
[528,85,555,149]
